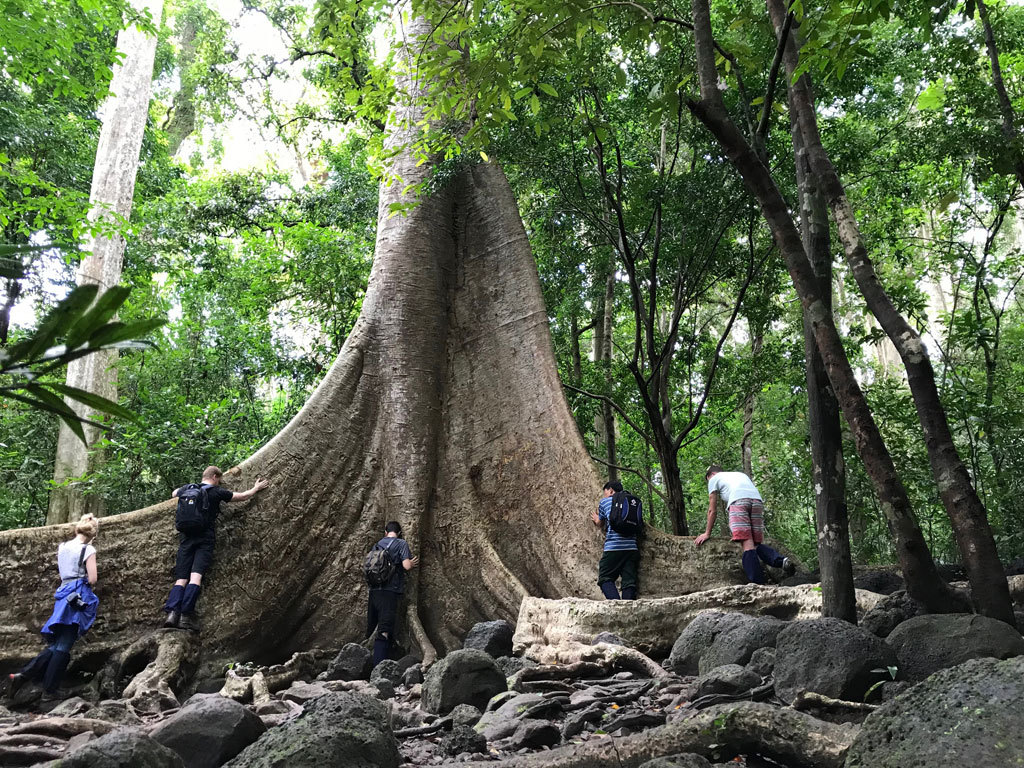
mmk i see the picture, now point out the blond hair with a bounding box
[202,465,224,481]
[75,514,99,542]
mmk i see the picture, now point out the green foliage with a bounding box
[0,281,164,441]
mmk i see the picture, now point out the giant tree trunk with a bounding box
[766,0,1016,627]
[48,0,163,525]
[687,0,956,613]
[593,269,618,479]
[792,121,856,623]
[0,20,715,675]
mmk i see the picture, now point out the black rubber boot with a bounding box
[163,610,181,629]
[5,673,26,700]
[179,613,201,633]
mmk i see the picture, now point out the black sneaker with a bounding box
[5,673,26,700]
[163,610,181,629]
[179,613,201,633]
[782,557,796,577]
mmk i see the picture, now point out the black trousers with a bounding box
[597,549,640,591]
[367,589,399,638]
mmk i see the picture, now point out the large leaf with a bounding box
[48,383,139,422]
[2,389,87,444]
[86,317,166,348]
[65,285,132,350]
[4,284,100,365]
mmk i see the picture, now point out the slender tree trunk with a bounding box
[688,0,956,613]
[569,312,582,386]
[656,430,688,535]
[791,121,856,623]
[48,0,163,525]
[599,271,618,476]
[766,0,1015,627]
[164,13,198,157]
[741,329,762,478]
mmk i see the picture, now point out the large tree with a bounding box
[0,19,739,674]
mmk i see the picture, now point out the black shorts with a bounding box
[174,529,216,579]
[367,589,400,638]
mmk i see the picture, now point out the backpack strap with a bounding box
[77,544,88,581]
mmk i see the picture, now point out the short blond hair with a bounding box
[202,465,224,481]
[75,514,99,542]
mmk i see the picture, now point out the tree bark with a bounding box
[48,0,164,525]
[766,0,1016,627]
[0,19,722,676]
[163,12,199,157]
[740,328,762,478]
[791,117,856,623]
[687,0,955,613]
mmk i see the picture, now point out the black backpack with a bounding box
[609,491,643,536]
[175,483,211,534]
[364,541,399,587]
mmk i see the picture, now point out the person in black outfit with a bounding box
[367,521,419,667]
[162,465,269,631]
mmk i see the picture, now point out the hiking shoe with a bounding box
[782,557,796,577]
[5,673,26,700]
[179,613,201,633]
[163,610,181,629]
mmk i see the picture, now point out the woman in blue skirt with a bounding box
[6,514,100,701]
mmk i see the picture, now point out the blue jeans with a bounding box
[50,625,77,653]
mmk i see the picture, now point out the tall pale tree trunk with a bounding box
[688,0,958,613]
[0,19,744,679]
[791,122,856,623]
[48,0,163,525]
[766,0,1016,627]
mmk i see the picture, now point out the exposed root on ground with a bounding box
[117,630,200,712]
[520,642,669,680]
[489,701,856,768]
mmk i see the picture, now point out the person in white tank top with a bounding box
[5,515,100,702]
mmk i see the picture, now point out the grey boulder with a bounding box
[885,613,1024,682]
[846,656,1024,767]
[668,611,752,676]
[509,719,560,749]
[698,615,785,674]
[56,730,184,768]
[440,725,488,756]
[319,643,373,682]
[860,591,925,638]
[224,691,399,768]
[422,648,507,714]
[463,620,515,658]
[151,695,266,768]
[774,617,896,703]
[693,664,761,698]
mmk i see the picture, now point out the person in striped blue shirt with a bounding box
[591,480,640,600]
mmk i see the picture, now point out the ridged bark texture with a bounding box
[0,20,725,671]
[49,0,164,525]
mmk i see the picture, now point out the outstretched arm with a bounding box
[403,555,420,570]
[694,492,719,546]
[228,477,270,502]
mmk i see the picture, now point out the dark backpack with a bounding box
[609,491,643,537]
[175,483,211,534]
[364,541,399,587]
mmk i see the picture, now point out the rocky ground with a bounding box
[1,576,1024,767]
